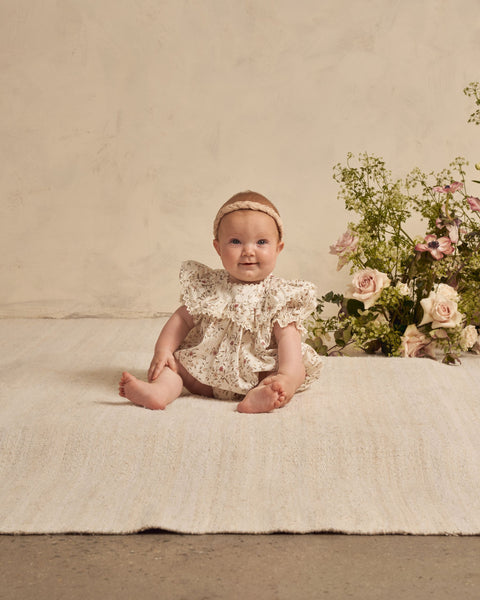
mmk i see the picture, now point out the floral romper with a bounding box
[174,261,323,400]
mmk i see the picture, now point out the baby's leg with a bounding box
[237,382,283,414]
[119,367,183,410]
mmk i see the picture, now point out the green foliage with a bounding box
[333,153,413,277]
[465,81,480,125]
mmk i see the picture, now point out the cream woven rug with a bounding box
[1,318,479,535]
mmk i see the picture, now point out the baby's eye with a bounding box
[257,239,269,245]
[230,238,241,245]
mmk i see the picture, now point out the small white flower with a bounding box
[395,282,410,296]
[460,325,479,351]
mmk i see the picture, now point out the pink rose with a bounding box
[415,234,454,260]
[347,268,391,309]
[419,286,463,329]
[329,230,359,270]
[401,324,436,358]
[466,196,480,212]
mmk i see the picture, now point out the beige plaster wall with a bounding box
[1,0,479,317]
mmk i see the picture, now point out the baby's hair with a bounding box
[213,190,284,240]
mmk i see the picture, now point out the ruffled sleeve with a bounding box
[269,278,317,336]
[179,260,229,319]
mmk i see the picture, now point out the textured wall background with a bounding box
[1,0,479,317]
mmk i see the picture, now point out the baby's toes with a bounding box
[270,381,284,395]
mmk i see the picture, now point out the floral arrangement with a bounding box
[308,82,480,364]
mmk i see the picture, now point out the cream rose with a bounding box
[347,268,391,309]
[460,325,479,351]
[401,324,436,358]
[435,283,459,301]
[419,287,463,329]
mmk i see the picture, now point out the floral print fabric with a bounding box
[174,261,323,399]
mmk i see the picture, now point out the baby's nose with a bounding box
[242,244,255,255]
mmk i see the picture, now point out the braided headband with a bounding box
[213,200,284,240]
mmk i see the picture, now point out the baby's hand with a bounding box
[148,349,177,382]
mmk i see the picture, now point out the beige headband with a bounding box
[213,200,284,240]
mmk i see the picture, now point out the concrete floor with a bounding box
[0,533,479,599]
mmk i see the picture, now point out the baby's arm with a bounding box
[148,305,194,381]
[262,322,306,404]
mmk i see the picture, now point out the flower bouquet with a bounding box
[307,83,480,364]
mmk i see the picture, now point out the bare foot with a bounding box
[237,383,282,414]
[118,371,178,410]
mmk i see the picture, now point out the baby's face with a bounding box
[213,210,284,283]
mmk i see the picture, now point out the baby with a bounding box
[119,191,322,413]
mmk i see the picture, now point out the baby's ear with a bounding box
[213,238,221,256]
[277,240,285,254]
